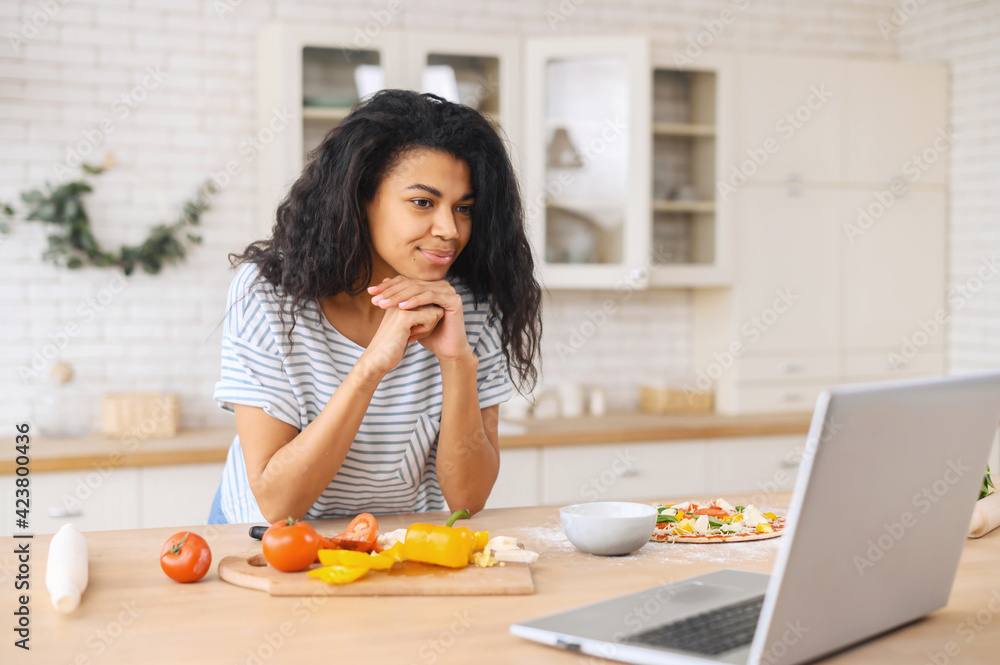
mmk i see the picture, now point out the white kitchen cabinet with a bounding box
[256,24,407,239]
[404,32,520,163]
[539,440,711,505]
[735,187,843,353]
[256,22,520,240]
[842,188,947,352]
[523,35,652,289]
[845,60,948,186]
[732,53,845,184]
[486,448,540,509]
[0,468,140,537]
[706,435,804,496]
[140,463,225,529]
[648,49,734,287]
[694,55,948,414]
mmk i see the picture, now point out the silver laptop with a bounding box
[511,372,1000,665]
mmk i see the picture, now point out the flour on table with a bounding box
[512,517,784,566]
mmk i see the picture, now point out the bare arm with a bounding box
[235,304,444,523]
[435,353,501,514]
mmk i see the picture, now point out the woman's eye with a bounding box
[457,205,473,215]
[412,199,432,208]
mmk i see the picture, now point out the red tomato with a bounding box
[341,513,379,542]
[262,517,321,572]
[692,506,727,517]
[330,513,379,553]
[160,531,212,583]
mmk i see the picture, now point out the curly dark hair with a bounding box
[229,88,542,392]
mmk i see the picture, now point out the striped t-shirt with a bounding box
[212,262,513,522]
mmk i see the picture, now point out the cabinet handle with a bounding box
[617,469,640,478]
[47,507,82,518]
[777,362,802,374]
[778,391,802,403]
[781,172,800,182]
[628,268,648,283]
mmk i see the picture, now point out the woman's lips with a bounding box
[418,248,455,266]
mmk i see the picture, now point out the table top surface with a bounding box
[4,493,998,664]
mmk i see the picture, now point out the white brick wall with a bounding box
[0,0,905,432]
[896,0,1000,375]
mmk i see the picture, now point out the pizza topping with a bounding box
[650,499,784,541]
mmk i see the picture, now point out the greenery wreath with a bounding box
[1,157,216,275]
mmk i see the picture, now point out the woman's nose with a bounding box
[431,208,459,239]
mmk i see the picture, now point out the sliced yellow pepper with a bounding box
[380,541,405,563]
[318,549,372,568]
[756,523,774,533]
[307,564,369,584]
[367,550,396,571]
[763,512,777,520]
[675,519,694,534]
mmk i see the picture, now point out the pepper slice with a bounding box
[307,564,369,584]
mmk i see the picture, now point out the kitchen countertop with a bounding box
[4,494,999,664]
[1,411,813,474]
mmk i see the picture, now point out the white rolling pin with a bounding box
[968,491,1000,539]
[45,523,89,612]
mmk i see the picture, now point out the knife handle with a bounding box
[249,525,268,540]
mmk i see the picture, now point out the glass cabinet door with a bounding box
[256,24,405,238]
[524,36,651,289]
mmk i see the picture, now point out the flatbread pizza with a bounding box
[650,498,786,544]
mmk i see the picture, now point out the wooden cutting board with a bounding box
[217,550,534,596]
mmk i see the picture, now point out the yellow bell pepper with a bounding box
[402,510,488,569]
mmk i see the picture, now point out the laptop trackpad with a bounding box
[667,581,733,605]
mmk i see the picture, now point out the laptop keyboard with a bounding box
[622,595,765,655]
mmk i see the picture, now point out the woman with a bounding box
[208,89,542,524]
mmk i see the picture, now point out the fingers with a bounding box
[366,276,456,309]
[370,280,459,311]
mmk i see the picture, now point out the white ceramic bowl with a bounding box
[559,502,658,556]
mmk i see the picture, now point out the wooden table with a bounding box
[3,495,999,664]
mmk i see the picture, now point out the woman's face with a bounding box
[366,148,474,283]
